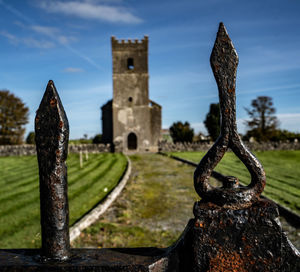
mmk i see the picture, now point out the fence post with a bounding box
[194,22,266,208]
[35,80,70,261]
[79,150,83,168]
[171,22,299,271]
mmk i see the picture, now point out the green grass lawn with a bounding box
[169,151,300,215]
[0,153,127,248]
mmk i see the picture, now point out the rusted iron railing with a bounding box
[0,22,299,271]
[35,81,70,261]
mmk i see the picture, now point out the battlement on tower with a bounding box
[111,36,148,51]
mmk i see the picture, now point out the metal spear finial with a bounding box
[194,23,266,209]
[35,80,70,261]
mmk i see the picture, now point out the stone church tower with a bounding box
[101,36,161,152]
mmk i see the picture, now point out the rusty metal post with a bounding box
[194,22,266,209]
[169,22,300,272]
[35,80,70,261]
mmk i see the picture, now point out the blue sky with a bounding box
[0,0,300,139]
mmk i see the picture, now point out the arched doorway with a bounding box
[127,132,137,150]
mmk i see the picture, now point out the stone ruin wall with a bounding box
[0,144,111,157]
[1,141,300,156]
[158,141,300,152]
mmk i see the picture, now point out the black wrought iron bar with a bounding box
[194,23,266,208]
[35,80,70,261]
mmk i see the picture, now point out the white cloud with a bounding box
[17,23,100,68]
[0,1,106,69]
[238,47,300,77]
[0,30,19,45]
[237,118,247,134]
[57,35,77,45]
[238,83,300,96]
[277,113,300,132]
[23,37,55,49]
[1,23,75,49]
[239,62,300,78]
[30,25,77,45]
[37,0,142,24]
[63,67,85,73]
[30,25,57,36]
[0,30,55,48]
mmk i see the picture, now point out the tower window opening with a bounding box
[127,58,134,70]
[128,97,133,102]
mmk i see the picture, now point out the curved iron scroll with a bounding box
[194,23,266,209]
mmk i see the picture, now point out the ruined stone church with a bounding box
[101,36,162,152]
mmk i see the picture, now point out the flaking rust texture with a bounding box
[180,22,300,271]
[186,199,299,271]
[35,80,70,261]
[194,22,266,209]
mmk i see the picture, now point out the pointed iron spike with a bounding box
[210,22,239,134]
[194,23,266,208]
[210,22,238,86]
[35,80,70,261]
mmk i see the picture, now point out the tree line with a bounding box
[0,90,299,145]
[169,96,300,143]
[0,90,103,145]
[0,90,29,145]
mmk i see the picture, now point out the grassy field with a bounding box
[0,153,127,248]
[169,151,300,215]
[73,153,299,249]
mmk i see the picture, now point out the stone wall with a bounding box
[245,141,300,151]
[158,141,212,152]
[0,144,111,157]
[0,145,37,156]
[1,141,300,156]
[158,141,300,152]
[69,144,111,153]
